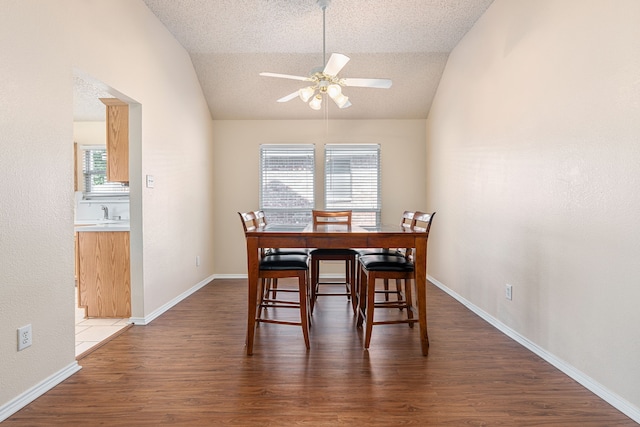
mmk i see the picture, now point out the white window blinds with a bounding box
[82,147,129,196]
[260,144,315,224]
[324,144,380,226]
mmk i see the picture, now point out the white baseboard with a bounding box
[212,273,248,280]
[428,275,640,424]
[129,274,216,325]
[0,361,82,422]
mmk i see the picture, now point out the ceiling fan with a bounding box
[259,0,392,110]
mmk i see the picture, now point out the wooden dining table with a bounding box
[243,222,431,356]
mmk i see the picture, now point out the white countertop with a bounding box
[74,220,130,232]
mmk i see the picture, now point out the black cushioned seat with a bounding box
[260,254,309,270]
[356,248,403,257]
[359,254,414,272]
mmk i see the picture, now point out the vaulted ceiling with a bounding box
[143,0,494,120]
[75,0,494,121]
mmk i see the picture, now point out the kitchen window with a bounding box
[82,146,129,196]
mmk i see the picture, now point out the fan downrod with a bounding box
[317,0,331,10]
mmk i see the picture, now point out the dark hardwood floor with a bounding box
[6,279,635,426]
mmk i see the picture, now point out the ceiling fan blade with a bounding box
[260,72,311,82]
[323,53,350,76]
[277,91,300,103]
[342,78,392,89]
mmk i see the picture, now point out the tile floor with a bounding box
[75,296,129,357]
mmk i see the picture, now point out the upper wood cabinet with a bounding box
[99,98,129,183]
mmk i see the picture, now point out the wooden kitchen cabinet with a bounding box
[74,232,79,284]
[77,231,131,318]
[99,98,129,183]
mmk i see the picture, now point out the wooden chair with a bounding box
[356,211,436,349]
[238,211,311,350]
[356,211,415,257]
[309,210,358,314]
[356,210,415,301]
[254,210,309,256]
[253,210,308,299]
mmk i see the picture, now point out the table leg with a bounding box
[414,238,430,356]
[246,236,259,355]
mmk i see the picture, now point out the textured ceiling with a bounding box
[75,0,494,121]
[73,74,109,122]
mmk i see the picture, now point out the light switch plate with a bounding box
[146,175,155,188]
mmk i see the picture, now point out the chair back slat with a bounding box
[401,211,436,261]
[238,211,258,233]
[400,211,414,230]
[412,211,436,234]
[254,210,268,227]
[312,210,352,226]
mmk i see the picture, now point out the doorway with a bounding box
[72,70,139,357]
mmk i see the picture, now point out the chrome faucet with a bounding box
[101,205,109,220]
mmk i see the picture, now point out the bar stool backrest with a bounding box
[312,210,352,225]
[254,210,268,228]
[412,211,436,234]
[238,211,258,233]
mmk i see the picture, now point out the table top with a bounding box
[246,223,425,235]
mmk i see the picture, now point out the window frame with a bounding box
[80,145,129,198]
[259,144,315,225]
[324,143,381,227]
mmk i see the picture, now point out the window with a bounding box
[82,147,129,196]
[324,144,380,226]
[260,144,315,224]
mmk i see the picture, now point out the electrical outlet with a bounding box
[505,284,513,301]
[196,255,201,267]
[17,324,32,351]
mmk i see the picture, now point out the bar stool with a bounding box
[254,210,309,256]
[238,211,311,350]
[309,210,358,314]
[357,211,436,349]
[253,210,309,299]
[356,210,415,301]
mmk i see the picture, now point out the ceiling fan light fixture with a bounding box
[299,86,315,102]
[327,84,342,99]
[333,93,350,108]
[260,0,391,110]
[309,94,323,110]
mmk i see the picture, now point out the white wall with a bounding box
[212,119,427,275]
[0,0,214,414]
[426,0,640,415]
[74,121,106,146]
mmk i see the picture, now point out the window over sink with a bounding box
[81,146,129,197]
